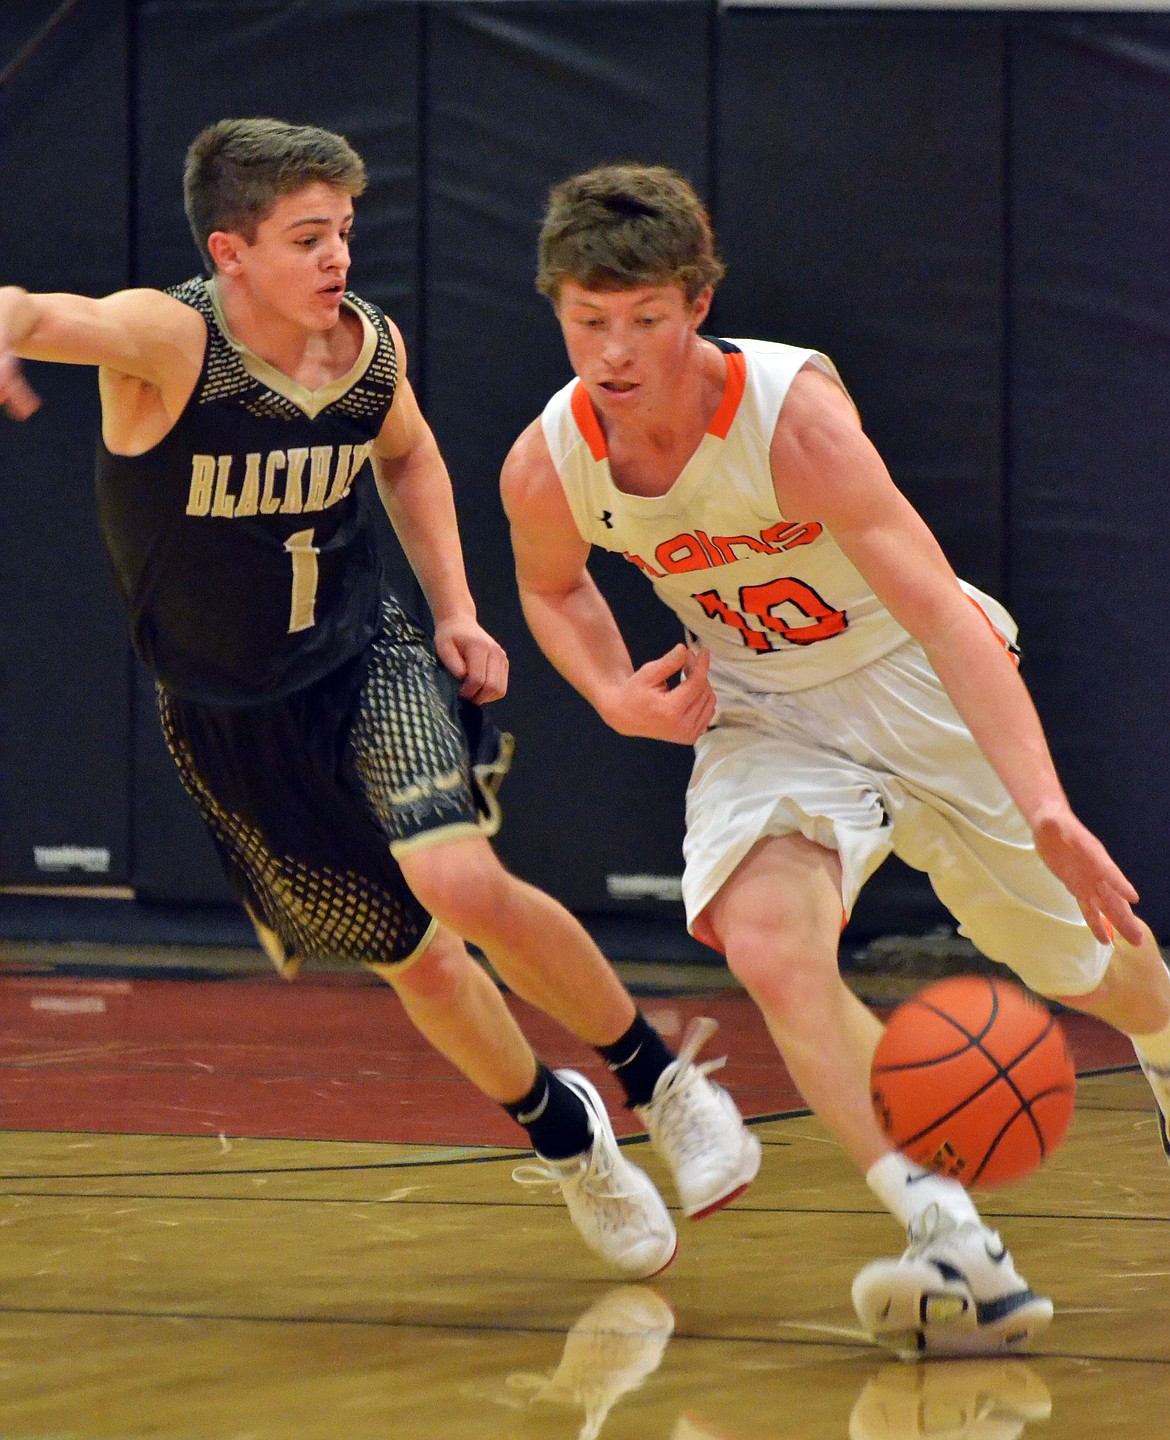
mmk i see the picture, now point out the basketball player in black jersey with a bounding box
[0,118,761,1279]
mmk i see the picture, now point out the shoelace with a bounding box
[905,1204,1005,1268]
[645,1017,729,1161]
[904,1202,959,1257]
[673,1015,724,1075]
[512,1137,644,1205]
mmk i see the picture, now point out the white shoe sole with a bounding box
[852,1262,1054,1360]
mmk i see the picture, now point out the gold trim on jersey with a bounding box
[389,821,490,857]
[365,917,440,978]
[206,278,379,419]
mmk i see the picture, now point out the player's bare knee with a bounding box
[398,838,511,938]
[391,929,473,1004]
[723,925,826,1018]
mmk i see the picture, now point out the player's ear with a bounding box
[689,285,713,329]
[207,230,245,276]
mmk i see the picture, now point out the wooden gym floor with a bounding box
[0,941,1168,1439]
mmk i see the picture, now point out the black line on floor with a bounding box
[0,1300,1166,1369]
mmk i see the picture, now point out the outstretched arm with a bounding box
[0,284,200,423]
[772,364,1142,946]
[500,420,716,745]
[371,325,506,704]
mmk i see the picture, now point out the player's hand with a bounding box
[0,349,40,420]
[604,642,716,745]
[1032,809,1143,947]
[433,616,509,704]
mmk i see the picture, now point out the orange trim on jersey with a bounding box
[707,350,747,439]
[967,595,1020,667]
[691,910,725,954]
[570,381,608,461]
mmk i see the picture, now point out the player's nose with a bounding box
[601,330,632,365]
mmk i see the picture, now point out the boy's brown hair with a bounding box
[183,118,367,272]
[536,163,726,304]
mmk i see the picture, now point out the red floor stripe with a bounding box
[0,973,1136,1147]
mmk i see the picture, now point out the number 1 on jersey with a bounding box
[284,527,320,633]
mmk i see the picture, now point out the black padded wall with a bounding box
[713,9,1007,936]
[1009,20,1170,938]
[0,0,133,887]
[127,0,422,902]
[714,10,1007,593]
[422,1,713,913]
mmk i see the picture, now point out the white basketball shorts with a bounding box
[682,639,1112,997]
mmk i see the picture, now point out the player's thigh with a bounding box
[349,612,493,851]
[683,706,892,933]
[703,832,847,976]
[893,794,1111,996]
[157,683,435,969]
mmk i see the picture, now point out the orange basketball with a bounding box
[870,975,1077,1189]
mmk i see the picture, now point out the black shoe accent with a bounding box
[1157,1105,1170,1159]
[975,1287,1040,1327]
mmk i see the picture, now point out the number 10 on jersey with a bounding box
[695,577,846,650]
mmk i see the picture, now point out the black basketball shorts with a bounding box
[157,598,513,973]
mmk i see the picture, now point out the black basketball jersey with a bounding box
[96,277,399,705]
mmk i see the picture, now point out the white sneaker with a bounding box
[851,1208,1053,1360]
[513,1070,678,1279]
[1137,1058,1170,1164]
[505,1285,675,1440]
[636,1017,762,1218]
[849,1359,1052,1440]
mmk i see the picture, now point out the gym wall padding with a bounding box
[421,0,713,913]
[2,1,1168,943]
[0,0,133,887]
[1007,18,1170,932]
[713,12,1007,596]
[712,10,1008,936]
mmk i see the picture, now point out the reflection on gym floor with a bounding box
[0,968,1166,1438]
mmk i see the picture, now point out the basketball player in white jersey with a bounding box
[500,162,1170,1357]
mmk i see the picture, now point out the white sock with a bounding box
[866,1151,981,1232]
[1131,1018,1170,1072]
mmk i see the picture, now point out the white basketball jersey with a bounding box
[541,337,1013,694]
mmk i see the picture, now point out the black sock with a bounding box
[597,1011,675,1108]
[503,1063,592,1159]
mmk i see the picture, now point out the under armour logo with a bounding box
[599,510,613,529]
